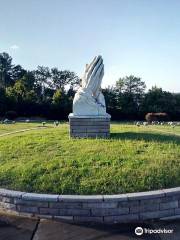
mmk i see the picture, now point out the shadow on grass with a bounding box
[110,132,180,144]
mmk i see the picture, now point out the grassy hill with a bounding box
[0,122,179,194]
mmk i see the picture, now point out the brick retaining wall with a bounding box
[0,187,180,223]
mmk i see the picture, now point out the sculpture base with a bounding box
[68,114,111,138]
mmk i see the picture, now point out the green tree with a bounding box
[51,68,80,90]
[0,87,7,115]
[20,71,36,91]
[11,65,27,82]
[0,52,13,88]
[6,79,38,115]
[103,87,121,119]
[52,89,63,105]
[173,93,180,120]
[34,66,51,99]
[116,75,146,95]
[141,86,176,114]
[52,89,70,119]
[115,75,146,119]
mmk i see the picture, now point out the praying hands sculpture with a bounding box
[73,56,107,116]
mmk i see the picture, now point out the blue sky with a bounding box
[1,0,180,92]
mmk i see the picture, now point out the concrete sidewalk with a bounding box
[0,213,179,240]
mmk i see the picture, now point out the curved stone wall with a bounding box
[0,187,180,223]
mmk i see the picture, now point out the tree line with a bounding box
[0,52,180,120]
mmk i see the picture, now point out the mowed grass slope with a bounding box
[0,123,179,194]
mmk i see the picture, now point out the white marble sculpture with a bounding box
[73,56,108,116]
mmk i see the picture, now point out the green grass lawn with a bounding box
[0,122,179,194]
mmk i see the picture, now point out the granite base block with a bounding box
[69,115,111,138]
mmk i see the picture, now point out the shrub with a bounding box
[5,111,18,120]
[145,112,169,123]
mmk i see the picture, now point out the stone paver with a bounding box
[0,213,180,240]
[0,212,38,240]
[33,219,158,240]
[152,219,180,240]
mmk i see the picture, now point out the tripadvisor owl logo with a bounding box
[135,227,143,236]
[135,226,174,235]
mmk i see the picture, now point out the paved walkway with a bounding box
[0,213,179,240]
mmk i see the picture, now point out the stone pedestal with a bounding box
[68,114,111,138]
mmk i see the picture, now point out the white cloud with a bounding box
[10,45,19,50]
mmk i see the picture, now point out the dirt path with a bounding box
[0,127,48,138]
